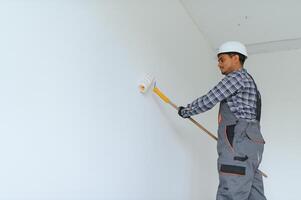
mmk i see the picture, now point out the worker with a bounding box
[178,41,266,200]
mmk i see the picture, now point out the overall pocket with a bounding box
[237,123,265,161]
[225,124,236,153]
[245,123,265,144]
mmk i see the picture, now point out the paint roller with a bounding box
[138,74,154,94]
[139,75,268,178]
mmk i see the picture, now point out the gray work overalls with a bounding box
[216,93,267,199]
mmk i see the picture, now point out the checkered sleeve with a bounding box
[180,73,243,118]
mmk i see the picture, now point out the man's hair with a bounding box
[227,52,247,66]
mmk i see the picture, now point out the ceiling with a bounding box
[180,0,301,54]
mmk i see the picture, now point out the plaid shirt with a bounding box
[180,68,259,120]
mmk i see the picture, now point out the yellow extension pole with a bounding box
[153,86,268,178]
[152,87,218,141]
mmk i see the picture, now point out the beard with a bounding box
[220,69,226,75]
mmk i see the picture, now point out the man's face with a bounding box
[217,54,237,75]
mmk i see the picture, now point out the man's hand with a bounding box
[178,106,189,118]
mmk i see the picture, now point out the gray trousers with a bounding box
[216,122,266,200]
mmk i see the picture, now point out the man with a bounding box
[178,41,266,200]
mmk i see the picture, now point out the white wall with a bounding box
[0,1,221,199]
[248,50,301,200]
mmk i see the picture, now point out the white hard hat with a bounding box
[217,41,248,57]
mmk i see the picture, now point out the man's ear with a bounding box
[233,54,240,63]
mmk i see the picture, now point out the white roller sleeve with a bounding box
[138,74,154,93]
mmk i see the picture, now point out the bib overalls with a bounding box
[216,97,266,199]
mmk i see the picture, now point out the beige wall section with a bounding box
[0,1,221,200]
[96,1,220,199]
[248,49,301,200]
